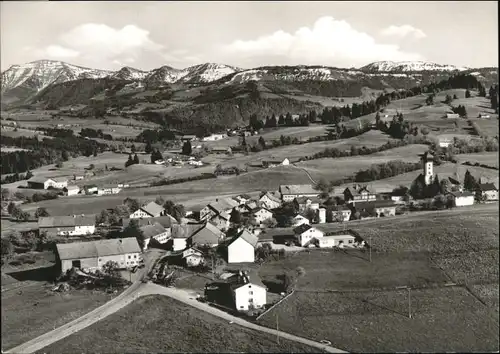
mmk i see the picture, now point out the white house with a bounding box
[344,185,377,204]
[292,215,310,227]
[182,247,204,267]
[226,229,258,263]
[63,185,80,196]
[318,234,356,248]
[233,281,267,311]
[279,184,319,202]
[171,224,204,251]
[233,194,252,205]
[293,224,324,247]
[439,138,452,148]
[262,158,290,168]
[56,237,142,275]
[202,133,228,141]
[294,197,321,212]
[259,192,282,210]
[479,183,499,201]
[318,208,326,224]
[249,207,274,226]
[200,198,239,221]
[39,215,95,237]
[129,201,165,219]
[27,176,68,190]
[447,191,475,207]
[330,206,352,222]
[97,186,122,196]
[140,222,169,250]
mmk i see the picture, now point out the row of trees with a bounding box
[124,154,140,167]
[80,128,113,141]
[1,170,33,184]
[354,160,422,183]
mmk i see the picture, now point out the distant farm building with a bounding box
[354,200,398,217]
[181,135,197,142]
[344,185,377,204]
[56,237,142,274]
[478,183,499,201]
[259,191,282,210]
[39,215,96,237]
[129,201,166,219]
[27,176,68,190]
[293,224,324,247]
[446,191,475,207]
[211,147,232,155]
[279,184,319,202]
[140,222,170,249]
[96,186,122,196]
[446,113,460,119]
[202,133,228,141]
[63,185,80,196]
[262,158,290,168]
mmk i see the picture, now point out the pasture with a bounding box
[455,152,499,168]
[38,295,319,354]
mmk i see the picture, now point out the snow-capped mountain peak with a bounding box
[110,66,149,81]
[360,61,470,73]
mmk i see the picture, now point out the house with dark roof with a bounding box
[279,184,318,202]
[344,185,377,204]
[63,185,80,196]
[27,176,68,190]
[478,183,498,201]
[204,270,267,311]
[171,224,204,251]
[140,222,169,250]
[39,215,95,236]
[293,224,324,247]
[353,200,398,217]
[225,229,259,263]
[56,237,141,274]
[246,207,274,226]
[130,201,165,219]
[208,211,231,231]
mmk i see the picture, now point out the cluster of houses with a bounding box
[26,175,130,197]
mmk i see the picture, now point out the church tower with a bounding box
[419,152,434,185]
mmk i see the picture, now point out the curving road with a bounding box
[5,250,347,354]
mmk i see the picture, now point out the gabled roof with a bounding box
[39,215,95,228]
[448,177,461,185]
[140,201,164,216]
[294,196,321,204]
[260,191,281,203]
[189,222,225,245]
[293,223,314,235]
[250,206,272,215]
[171,223,204,239]
[227,229,258,248]
[65,185,80,191]
[447,191,475,198]
[479,183,498,192]
[182,247,204,258]
[56,237,140,260]
[279,184,317,195]
[207,198,239,214]
[52,177,68,182]
[122,215,178,229]
[140,222,166,239]
[28,176,52,184]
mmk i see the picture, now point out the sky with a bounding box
[1,1,498,72]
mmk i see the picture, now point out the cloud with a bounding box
[34,23,164,67]
[218,16,424,68]
[380,25,427,39]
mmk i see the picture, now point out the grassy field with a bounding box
[455,152,499,168]
[258,286,499,352]
[38,295,319,353]
[1,282,116,350]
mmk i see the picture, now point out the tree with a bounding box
[1,238,13,257]
[1,188,11,201]
[172,204,185,222]
[93,149,98,157]
[163,200,176,215]
[125,154,134,168]
[444,94,452,104]
[439,179,451,195]
[433,194,446,209]
[278,114,285,126]
[34,207,49,218]
[230,208,242,224]
[25,170,33,179]
[124,198,140,213]
[465,89,471,98]
[258,136,266,149]
[425,94,434,106]
[131,145,136,153]
[133,154,140,164]
[102,261,120,278]
[453,94,458,99]
[122,220,145,250]
[262,217,278,228]
[155,196,165,206]
[304,208,317,223]
[61,150,69,161]
[463,169,477,191]
[283,272,295,293]
[145,141,153,154]
[182,141,192,155]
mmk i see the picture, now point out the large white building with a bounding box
[447,191,475,207]
[27,176,68,190]
[279,184,319,202]
[226,229,258,263]
[293,224,324,247]
[56,237,142,274]
[39,215,95,237]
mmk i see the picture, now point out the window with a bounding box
[134,255,137,258]
[98,258,102,262]
[249,291,253,295]
[128,255,131,259]
[248,285,252,288]
[249,298,254,303]
[348,239,353,244]
[240,306,244,309]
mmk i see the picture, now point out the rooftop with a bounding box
[279,184,318,195]
[56,237,141,260]
[39,215,95,228]
[140,201,165,217]
[171,223,204,239]
[122,215,178,229]
[140,222,166,239]
[227,229,258,248]
[479,183,498,192]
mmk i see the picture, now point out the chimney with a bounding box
[119,239,122,243]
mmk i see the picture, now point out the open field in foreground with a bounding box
[258,286,499,352]
[38,295,319,354]
[1,282,116,351]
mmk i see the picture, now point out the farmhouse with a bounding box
[329,206,352,222]
[83,185,98,195]
[446,113,460,119]
[478,183,499,201]
[259,191,282,210]
[344,185,377,204]
[248,207,274,226]
[204,271,267,312]
[279,184,318,202]
[171,224,204,251]
[129,201,165,219]
[233,194,252,205]
[200,198,240,221]
[188,222,225,248]
[316,234,356,248]
[292,214,310,227]
[56,237,142,275]
[294,196,321,212]
[97,186,122,195]
[63,185,80,196]
[447,191,475,207]
[140,222,169,250]
[354,200,398,217]
[225,229,258,263]
[293,224,324,247]
[439,138,452,148]
[27,176,68,190]
[262,158,290,168]
[39,215,95,237]
[208,211,231,231]
[122,214,178,230]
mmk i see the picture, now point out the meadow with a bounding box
[38,295,319,353]
[455,151,499,168]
